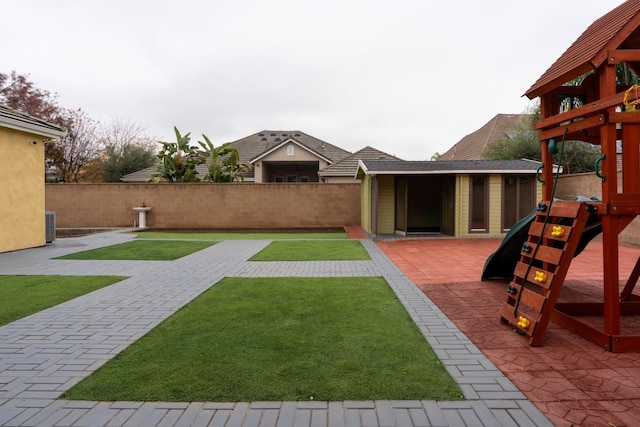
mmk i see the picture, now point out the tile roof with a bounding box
[526,0,640,99]
[319,146,402,177]
[231,130,351,164]
[0,104,65,138]
[358,159,542,175]
[439,114,529,160]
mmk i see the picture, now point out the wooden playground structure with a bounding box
[500,0,640,352]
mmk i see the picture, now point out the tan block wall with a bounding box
[45,183,361,229]
[0,128,46,252]
[556,172,640,247]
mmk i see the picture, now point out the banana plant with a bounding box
[150,127,204,182]
[198,134,251,182]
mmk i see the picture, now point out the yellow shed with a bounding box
[356,159,546,238]
[0,105,65,253]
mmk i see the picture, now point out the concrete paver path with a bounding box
[0,232,551,426]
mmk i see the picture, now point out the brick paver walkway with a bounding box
[0,231,550,426]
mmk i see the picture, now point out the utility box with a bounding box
[45,211,56,243]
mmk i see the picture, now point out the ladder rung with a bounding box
[513,262,555,290]
[499,303,537,336]
[520,243,564,266]
[528,222,574,242]
[506,283,547,312]
[537,201,583,218]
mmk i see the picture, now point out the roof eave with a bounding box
[361,169,540,175]
[0,117,66,139]
[250,138,333,164]
[525,63,595,100]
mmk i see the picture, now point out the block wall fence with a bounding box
[556,171,640,247]
[45,176,640,246]
[45,183,361,230]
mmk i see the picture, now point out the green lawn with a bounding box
[55,240,216,260]
[250,240,370,261]
[134,231,349,240]
[0,275,126,326]
[63,277,463,402]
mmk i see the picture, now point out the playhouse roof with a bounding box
[526,0,640,99]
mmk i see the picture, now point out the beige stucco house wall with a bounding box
[252,141,331,183]
[0,106,65,253]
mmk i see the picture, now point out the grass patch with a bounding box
[55,240,216,261]
[134,231,349,240]
[0,275,126,326]
[63,277,462,402]
[250,240,370,261]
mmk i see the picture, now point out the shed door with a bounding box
[441,176,455,236]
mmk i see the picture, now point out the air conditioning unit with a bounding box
[45,211,56,243]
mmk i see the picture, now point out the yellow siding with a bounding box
[360,175,372,233]
[0,128,46,252]
[458,174,470,236]
[377,175,395,234]
[488,174,503,235]
[457,174,507,237]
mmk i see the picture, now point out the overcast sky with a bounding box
[2,0,626,159]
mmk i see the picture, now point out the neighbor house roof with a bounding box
[525,0,640,99]
[234,130,351,164]
[438,114,530,160]
[357,159,545,178]
[319,146,402,177]
[0,105,65,139]
[121,130,353,182]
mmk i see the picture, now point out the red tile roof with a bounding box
[526,0,640,99]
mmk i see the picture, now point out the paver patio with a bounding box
[377,236,640,427]
[0,230,550,426]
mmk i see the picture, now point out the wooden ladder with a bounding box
[500,201,592,346]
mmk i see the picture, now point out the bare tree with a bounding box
[49,108,102,182]
[89,118,158,182]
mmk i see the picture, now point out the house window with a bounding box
[299,176,309,182]
[502,175,535,231]
[287,175,297,182]
[287,145,294,156]
[469,175,488,232]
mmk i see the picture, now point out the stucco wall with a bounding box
[45,183,361,229]
[0,128,46,252]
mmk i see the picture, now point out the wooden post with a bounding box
[539,94,555,201]
[600,63,621,338]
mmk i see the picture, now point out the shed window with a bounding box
[469,176,488,232]
[502,176,535,231]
